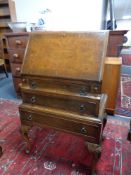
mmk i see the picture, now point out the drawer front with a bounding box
[22,92,100,116]
[7,36,28,49]
[19,109,102,144]
[8,49,25,63]
[12,77,22,94]
[10,63,22,77]
[27,78,101,94]
[0,49,2,56]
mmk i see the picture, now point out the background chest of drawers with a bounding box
[4,33,29,96]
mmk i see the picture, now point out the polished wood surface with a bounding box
[21,86,107,117]
[22,31,109,81]
[105,30,128,114]
[102,57,122,114]
[25,77,102,94]
[19,103,103,144]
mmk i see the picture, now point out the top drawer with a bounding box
[24,77,101,94]
[7,36,28,49]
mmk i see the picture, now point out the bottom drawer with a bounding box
[22,91,100,116]
[19,105,103,144]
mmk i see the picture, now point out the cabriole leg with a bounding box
[21,125,32,154]
[85,141,101,175]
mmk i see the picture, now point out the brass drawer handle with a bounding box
[80,104,86,111]
[15,40,22,45]
[81,127,87,134]
[27,114,32,121]
[31,81,37,89]
[30,96,36,103]
[15,67,21,72]
[13,53,19,58]
[79,87,87,96]
[93,86,98,91]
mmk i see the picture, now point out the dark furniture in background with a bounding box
[0,36,8,77]
[102,30,128,114]
[107,30,128,57]
[4,33,29,96]
[102,56,122,114]
[0,0,17,33]
[0,0,17,69]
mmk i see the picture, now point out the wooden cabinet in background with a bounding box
[107,30,128,57]
[4,33,29,96]
[0,0,17,70]
[102,57,122,114]
[0,36,10,71]
[104,30,128,115]
[0,0,17,33]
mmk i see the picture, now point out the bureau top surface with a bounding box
[21,31,109,81]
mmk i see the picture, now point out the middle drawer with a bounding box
[8,49,26,63]
[21,89,101,117]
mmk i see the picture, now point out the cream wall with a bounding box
[14,0,104,31]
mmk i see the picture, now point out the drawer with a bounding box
[8,49,25,63]
[19,106,102,144]
[0,50,3,57]
[22,91,102,116]
[7,36,28,49]
[26,77,101,94]
[0,49,3,56]
[12,77,22,94]
[10,63,22,77]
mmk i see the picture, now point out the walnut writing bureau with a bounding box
[19,31,109,174]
